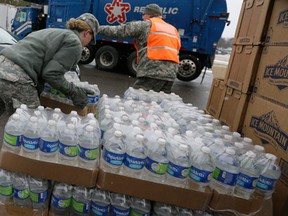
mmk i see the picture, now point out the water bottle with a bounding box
[3,113,23,154]
[206,138,225,159]
[142,138,169,184]
[110,193,130,216]
[78,125,100,169]
[28,176,49,211]
[90,188,111,216]
[22,116,40,159]
[130,197,151,216]
[210,147,240,195]
[101,130,125,174]
[123,134,146,178]
[152,202,178,216]
[234,142,246,157]
[234,151,260,200]
[189,146,214,192]
[50,182,73,216]
[255,153,281,199]
[166,142,190,188]
[99,113,114,140]
[0,169,13,204]
[12,173,31,208]
[58,123,79,166]
[39,119,59,162]
[71,186,91,216]
[87,84,100,112]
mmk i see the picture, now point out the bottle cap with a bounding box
[201,146,211,154]
[48,120,56,126]
[226,147,235,155]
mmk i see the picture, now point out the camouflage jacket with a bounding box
[98,20,179,81]
[0,28,82,96]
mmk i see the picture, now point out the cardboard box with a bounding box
[0,204,48,216]
[40,95,88,116]
[96,169,212,211]
[212,64,228,80]
[233,0,273,45]
[225,45,263,93]
[265,0,288,44]
[253,45,288,106]
[219,87,250,132]
[242,95,288,180]
[205,79,226,119]
[272,180,288,216]
[208,190,265,215]
[0,150,98,187]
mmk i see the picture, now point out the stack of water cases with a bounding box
[0,104,101,215]
[96,88,281,214]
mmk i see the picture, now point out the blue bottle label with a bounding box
[256,175,277,191]
[145,157,168,175]
[72,198,90,214]
[111,206,130,216]
[22,136,39,150]
[59,142,78,157]
[237,173,258,189]
[102,147,125,166]
[30,190,48,203]
[212,167,238,186]
[167,161,190,179]
[39,139,59,153]
[78,145,99,160]
[51,195,71,209]
[91,201,110,216]
[88,95,99,104]
[123,154,145,170]
[43,83,51,93]
[14,188,29,200]
[189,166,212,183]
[4,132,21,147]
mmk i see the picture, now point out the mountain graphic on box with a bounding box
[250,111,288,151]
[264,55,288,90]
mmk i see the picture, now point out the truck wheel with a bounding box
[127,51,137,76]
[177,55,203,81]
[95,45,119,70]
[80,45,95,64]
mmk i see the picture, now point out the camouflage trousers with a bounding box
[133,77,174,94]
[0,55,40,115]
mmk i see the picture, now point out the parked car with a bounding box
[0,27,18,52]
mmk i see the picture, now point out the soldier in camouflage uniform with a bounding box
[0,13,99,115]
[97,4,181,94]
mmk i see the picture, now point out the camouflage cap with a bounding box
[77,13,99,45]
[143,4,162,17]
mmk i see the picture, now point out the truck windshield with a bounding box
[15,11,27,23]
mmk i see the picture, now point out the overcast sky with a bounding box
[222,0,243,38]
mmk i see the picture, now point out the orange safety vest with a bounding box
[146,17,180,63]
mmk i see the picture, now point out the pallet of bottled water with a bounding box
[1,105,101,187]
[96,88,280,215]
[40,71,100,115]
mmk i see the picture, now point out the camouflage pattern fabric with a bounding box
[0,55,40,114]
[133,77,173,94]
[98,20,179,84]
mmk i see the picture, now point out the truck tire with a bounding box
[80,45,95,64]
[95,45,119,70]
[127,51,137,77]
[177,55,203,81]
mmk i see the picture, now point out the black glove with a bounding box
[71,86,93,109]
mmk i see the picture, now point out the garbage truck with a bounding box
[11,0,229,81]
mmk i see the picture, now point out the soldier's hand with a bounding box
[71,87,89,109]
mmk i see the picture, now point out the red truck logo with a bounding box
[104,0,131,24]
